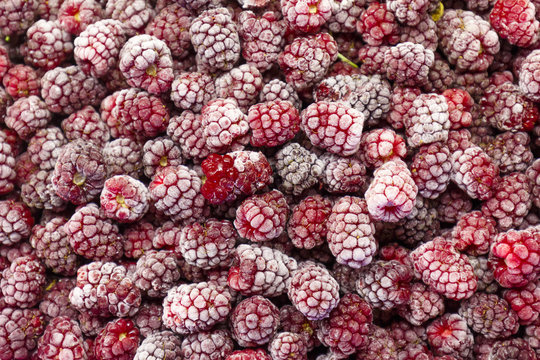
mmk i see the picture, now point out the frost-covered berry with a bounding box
[57,0,101,35]
[37,316,87,360]
[23,19,73,70]
[100,175,149,223]
[0,200,34,246]
[288,195,332,250]
[145,4,192,60]
[426,313,474,359]
[5,95,51,140]
[410,142,452,199]
[215,64,263,112]
[132,250,180,298]
[104,0,154,36]
[181,329,234,360]
[274,143,324,195]
[356,2,400,46]
[405,93,450,148]
[384,42,434,87]
[1,255,46,308]
[281,0,332,33]
[247,100,300,148]
[230,295,280,347]
[170,72,215,113]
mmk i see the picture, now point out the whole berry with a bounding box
[281,0,332,33]
[132,250,180,297]
[215,64,263,112]
[269,332,308,360]
[443,88,474,130]
[0,0,38,37]
[230,295,280,347]
[103,138,142,178]
[238,11,287,72]
[189,8,241,72]
[384,42,434,87]
[30,216,78,276]
[248,100,300,147]
[69,261,141,317]
[320,153,366,194]
[288,262,340,320]
[489,227,539,288]
[279,305,319,351]
[100,175,149,223]
[259,79,301,110]
[405,93,450,148]
[490,0,540,47]
[358,128,407,169]
[182,329,234,360]
[180,219,236,270]
[0,201,34,246]
[167,112,209,161]
[148,165,205,224]
[410,142,452,199]
[94,318,140,360]
[2,64,40,99]
[5,95,51,140]
[37,316,87,360]
[397,282,445,326]
[504,280,540,325]
[459,292,519,339]
[327,196,376,268]
[104,0,154,36]
[39,278,78,320]
[226,349,271,360]
[488,338,537,360]
[27,127,67,171]
[0,143,16,196]
[301,101,364,156]
[51,139,106,205]
[65,203,124,261]
[234,190,288,242]
[162,282,231,335]
[1,255,46,308]
[57,0,101,35]
[74,19,126,78]
[520,49,540,102]
[24,19,73,70]
[61,105,110,147]
[451,211,496,256]
[356,2,400,46]
[274,143,324,195]
[365,160,418,223]
[426,313,474,359]
[170,72,215,113]
[0,307,45,360]
[317,293,372,356]
[133,330,183,360]
[278,33,338,91]
[355,325,398,360]
[288,195,332,250]
[410,237,477,300]
[228,244,298,297]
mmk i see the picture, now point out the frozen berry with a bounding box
[230,295,280,347]
[58,0,101,35]
[37,316,87,360]
[170,72,215,113]
[451,211,496,256]
[405,93,450,148]
[2,64,40,99]
[397,282,445,326]
[5,95,51,140]
[274,142,324,195]
[490,0,539,47]
[215,64,263,112]
[248,100,300,148]
[384,42,434,87]
[281,0,332,33]
[23,19,73,70]
[134,330,182,360]
[182,329,234,360]
[0,307,45,359]
[426,313,474,359]
[410,142,452,199]
[356,2,400,46]
[104,0,154,36]
[94,318,140,360]
[1,255,45,308]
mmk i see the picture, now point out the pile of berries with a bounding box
[0,0,539,359]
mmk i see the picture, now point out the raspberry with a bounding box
[320,154,366,194]
[327,196,376,268]
[356,260,412,310]
[485,131,534,174]
[103,138,142,178]
[451,211,496,256]
[527,159,540,209]
[357,45,389,76]
[65,203,123,261]
[1,255,45,308]
[51,139,106,205]
[259,79,301,110]
[57,0,101,35]
[520,49,540,102]
[62,108,108,148]
[525,320,540,358]
[145,4,192,60]
[228,244,297,297]
[279,305,319,351]
[39,278,77,320]
[21,170,67,212]
[394,195,441,246]
[2,65,40,99]
[0,142,15,196]
[504,280,540,325]
[226,349,271,360]
[94,318,139,360]
[386,86,420,130]
[357,2,400,46]
[287,195,331,250]
[423,58,456,94]
[201,98,250,154]
[189,8,241,72]
[148,165,205,224]
[229,295,280,347]
[0,201,33,246]
[384,43,434,87]
[459,292,519,339]
[443,88,474,130]
[247,100,300,148]
[481,172,532,231]
[23,19,73,70]
[365,160,418,223]
[426,314,474,359]
[455,71,491,102]
[27,127,67,171]
[301,101,364,156]
[281,0,332,33]
[397,282,445,326]
[387,0,430,25]
[267,332,306,360]
[37,316,87,360]
[30,216,78,275]
[490,0,539,47]
[182,329,234,360]
[104,0,154,36]
[356,325,398,360]
[480,82,539,132]
[489,227,539,288]
[215,64,263,112]
[451,145,500,201]
[162,282,232,335]
[101,175,149,223]
[5,95,51,140]
[288,262,340,320]
[438,10,500,72]
[278,32,338,91]
[400,18,438,52]
[119,35,173,95]
[170,72,215,113]
[167,112,209,161]
[70,261,141,317]
[142,137,182,178]
[410,142,452,199]
[358,128,407,169]
[0,0,38,37]
[134,330,183,360]
[0,307,45,359]
[489,338,537,360]
[274,143,324,195]
[74,19,126,78]
[179,219,236,270]
[405,93,450,148]
[41,65,106,115]
[315,293,372,356]
[121,220,154,256]
[411,237,477,300]
[469,255,499,293]
[132,302,166,337]
[234,190,288,242]
[237,11,286,72]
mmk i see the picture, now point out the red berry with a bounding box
[94,318,140,360]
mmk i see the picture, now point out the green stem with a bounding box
[337,53,359,69]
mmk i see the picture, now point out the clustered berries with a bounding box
[0,0,539,359]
